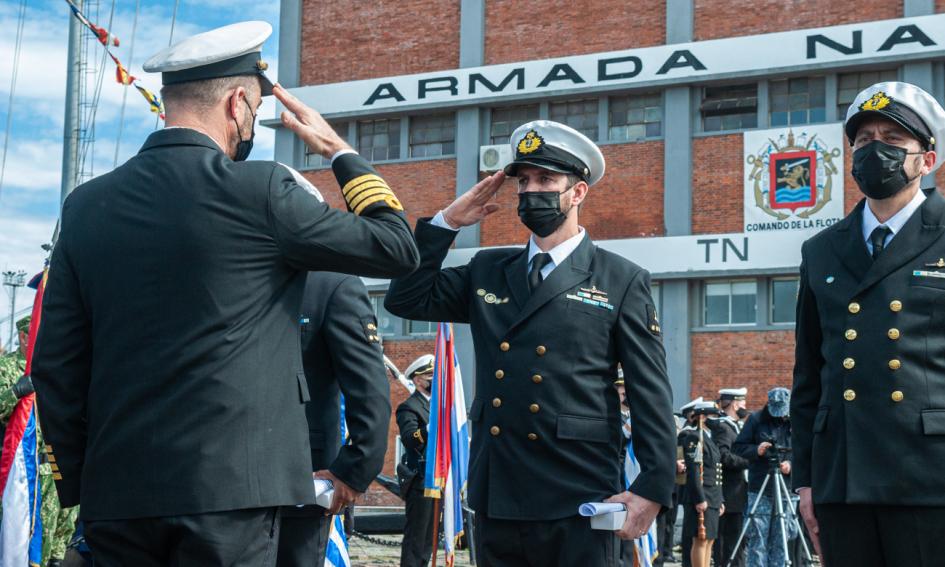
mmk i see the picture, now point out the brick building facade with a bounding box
[272,0,945,505]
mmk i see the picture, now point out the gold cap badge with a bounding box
[517,130,543,155]
[860,91,891,112]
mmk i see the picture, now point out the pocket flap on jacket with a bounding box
[813,407,829,433]
[556,415,611,444]
[297,372,311,403]
[921,409,945,435]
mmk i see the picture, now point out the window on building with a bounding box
[409,113,456,158]
[370,293,401,337]
[304,121,348,168]
[549,98,599,140]
[407,319,437,336]
[704,280,757,326]
[769,77,826,127]
[358,118,401,162]
[609,92,662,141]
[701,84,758,132]
[489,104,540,145]
[837,69,898,119]
[770,278,799,325]
[650,282,662,319]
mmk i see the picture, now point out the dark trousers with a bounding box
[475,514,618,567]
[276,507,331,567]
[401,480,436,567]
[714,512,745,567]
[655,489,679,565]
[815,503,945,567]
[84,507,280,567]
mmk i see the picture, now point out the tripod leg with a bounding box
[772,471,792,567]
[777,473,813,564]
[724,474,771,567]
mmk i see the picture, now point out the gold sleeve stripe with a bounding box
[46,455,56,463]
[50,463,59,472]
[349,187,394,211]
[52,473,63,481]
[345,182,391,204]
[342,174,387,197]
[354,194,404,215]
[44,445,53,453]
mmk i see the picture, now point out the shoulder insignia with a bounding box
[361,316,381,344]
[646,304,661,336]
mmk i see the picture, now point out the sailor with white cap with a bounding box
[396,354,436,567]
[793,80,945,567]
[709,387,750,567]
[385,120,676,564]
[31,20,419,566]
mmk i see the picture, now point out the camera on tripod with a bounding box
[760,436,792,467]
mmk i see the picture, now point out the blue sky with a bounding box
[0,0,281,341]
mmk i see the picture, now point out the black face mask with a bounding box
[736,408,750,420]
[517,188,574,237]
[233,98,256,162]
[851,140,924,200]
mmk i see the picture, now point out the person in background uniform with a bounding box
[709,387,749,567]
[396,355,436,567]
[277,272,391,567]
[679,400,723,567]
[385,120,676,566]
[0,316,78,567]
[734,388,794,567]
[31,21,419,567]
[792,80,945,567]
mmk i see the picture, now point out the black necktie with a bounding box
[870,226,892,260]
[528,253,553,293]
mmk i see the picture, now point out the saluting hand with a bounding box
[604,491,661,541]
[274,84,352,159]
[442,172,507,228]
[314,469,362,516]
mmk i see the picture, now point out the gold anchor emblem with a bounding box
[925,258,945,268]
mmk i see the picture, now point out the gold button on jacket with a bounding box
[843,357,855,370]
[527,433,538,441]
[490,426,501,436]
[845,329,857,341]
[529,404,540,413]
[536,345,547,356]
[495,369,505,379]
[888,359,901,371]
[531,374,542,384]
[492,398,502,408]
[891,391,904,402]
[844,389,856,401]
[890,300,903,312]
[848,302,861,314]
[888,328,901,340]
[499,341,510,352]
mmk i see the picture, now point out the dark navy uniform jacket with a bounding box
[397,391,430,477]
[679,427,723,509]
[792,188,945,506]
[385,219,676,521]
[32,128,418,520]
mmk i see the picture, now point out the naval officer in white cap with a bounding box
[385,121,676,565]
[792,81,945,566]
[31,20,418,566]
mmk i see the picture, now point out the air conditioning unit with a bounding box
[479,144,513,173]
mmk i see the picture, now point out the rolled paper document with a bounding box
[578,502,626,516]
[314,478,334,508]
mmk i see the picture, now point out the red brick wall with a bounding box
[693,0,902,41]
[361,339,436,506]
[484,0,665,65]
[691,331,796,411]
[938,0,945,13]
[303,159,457,228]
[692,135,743,234]
[300,0,460,86]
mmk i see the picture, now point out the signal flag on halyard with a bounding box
[423,323,470,567]
[624,415,659,567]
[0,269,47,566]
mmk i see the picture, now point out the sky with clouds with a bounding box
[0,0,280,346]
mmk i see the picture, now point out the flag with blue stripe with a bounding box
[323,395,350,567]
[624,415,659,567]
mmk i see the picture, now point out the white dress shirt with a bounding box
[862,189,926,254]
[429,211,586,280]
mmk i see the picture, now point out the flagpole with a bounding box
[431,490,441,567]
[60,0,82,210]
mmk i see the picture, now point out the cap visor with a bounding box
[259,72,274,96]
[504,159,573,177]
[846,110,925,146]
